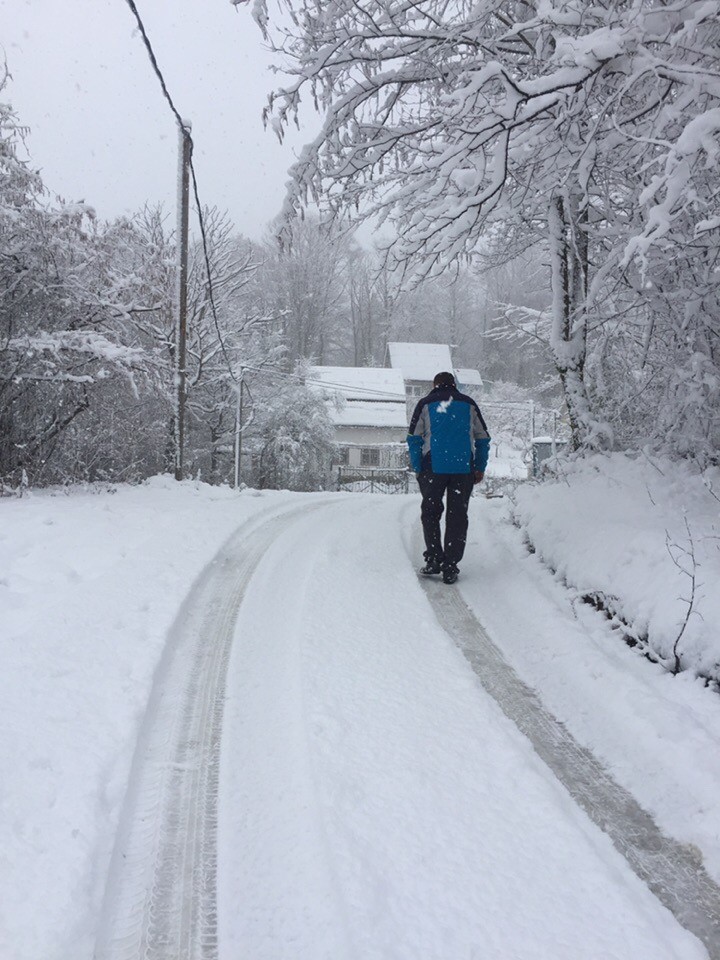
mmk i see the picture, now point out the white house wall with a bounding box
[333,426,407,445]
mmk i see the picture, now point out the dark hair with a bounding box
[433,371,456,388]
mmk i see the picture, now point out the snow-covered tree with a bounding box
[247,370,335,490]
[0,89,155,484]
[253,0,720,459]
[254,217,352,365]
[182,213,269,480]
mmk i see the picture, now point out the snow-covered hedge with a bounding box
[512,453,720,684]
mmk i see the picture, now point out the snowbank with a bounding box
[512,453,720,682]
[461,492,720,887]
[485,436,528,480]
[0,478,299,960]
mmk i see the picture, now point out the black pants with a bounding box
[417,472,475,566]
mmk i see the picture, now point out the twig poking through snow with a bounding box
[665,517,702,676]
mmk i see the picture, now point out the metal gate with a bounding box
[336,466,410,494]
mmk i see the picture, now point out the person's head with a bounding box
[433,371,456,390]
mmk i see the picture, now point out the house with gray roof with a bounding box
[385,342,483,410]
[309,366,408,470]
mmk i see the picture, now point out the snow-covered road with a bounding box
[213,496,713,959]
[4,485,719,960]
[94,501,333,960]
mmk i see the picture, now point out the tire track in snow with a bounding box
[218,498,367,960]
[94,502,327,960]
[421,576,720,959]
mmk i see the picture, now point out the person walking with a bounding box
[407,372,490,584]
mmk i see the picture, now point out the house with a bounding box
[386,342,454,400]
[308,350,484,473]
[455,367,484,397]
[309,366,409,469]
[385,342,483,410]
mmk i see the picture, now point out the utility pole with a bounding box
[174,120,192,481]
[234,369,244,489]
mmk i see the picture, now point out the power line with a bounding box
[189,161,238,382]
[122,0,238,384]
[241,365,554,415]
[122,3,499,410]
[240,364,480,404]
[240,364,409,400]
[123,0,187,130]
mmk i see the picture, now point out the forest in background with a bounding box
[2,0,719,491]
[255,0,719,466]
[0,80,552,492]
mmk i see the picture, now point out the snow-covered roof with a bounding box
[456,368,483,387]
[309,366,406,401]
[309,366,408,429]
[331,400,408,429]
[387,342,453,382]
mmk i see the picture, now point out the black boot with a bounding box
[419,558,442,576]
[442,563,459,584]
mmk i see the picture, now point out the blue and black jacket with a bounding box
[407,387,490,475]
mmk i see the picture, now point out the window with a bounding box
[360,447,380,467]
[406,383,426,397]
[336,446,350,465]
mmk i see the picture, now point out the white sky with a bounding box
[1,0,310,239]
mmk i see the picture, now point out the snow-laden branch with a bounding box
[3,332,148,399]
[255,0,720,279]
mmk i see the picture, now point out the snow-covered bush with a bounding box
[246,375,335,490]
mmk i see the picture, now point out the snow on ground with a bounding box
[0,479,310,960]
[2,470,719,960]
[460,481,720,885]
[482,408,533,482]
[512,452,720,680]
[485,435,528,480]
[219,495,707,959]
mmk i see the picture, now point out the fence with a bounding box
[478,399,568,479]
[336,466,411,494]
[480,399,565,443]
